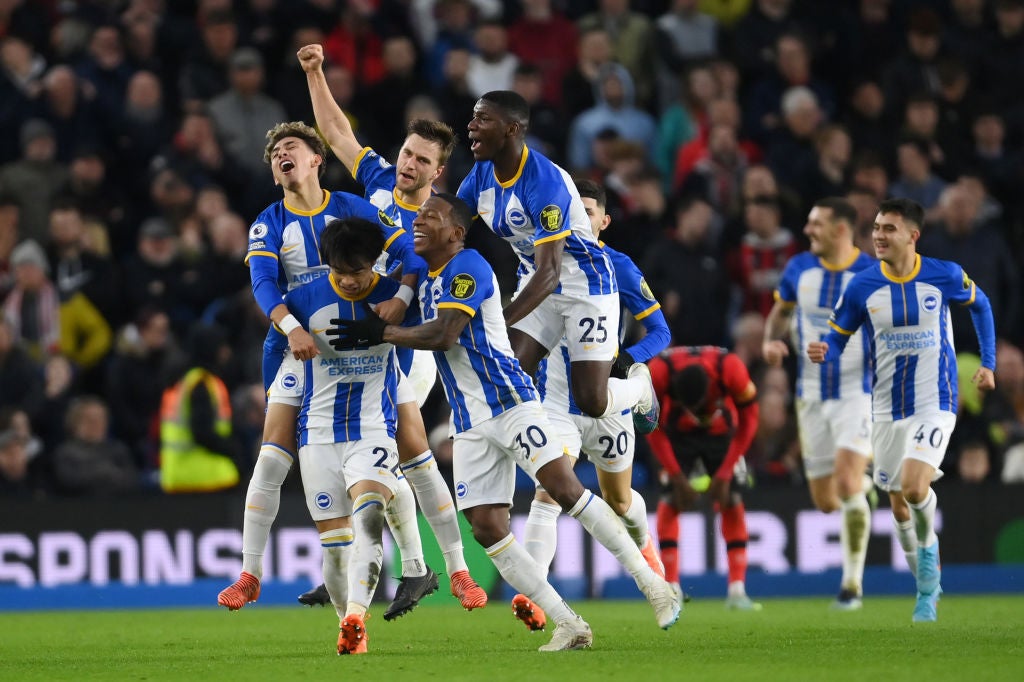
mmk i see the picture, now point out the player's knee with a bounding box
[901,483,929,505]
[573,387,608,418]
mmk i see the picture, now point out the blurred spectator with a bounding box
[765,86,823,195]
[511,63,565,164]
[944,0,989,79]
[66,145,131,261]
[120,217,193,330]
[116,70,174,203]
[159,323,241,493]
[270,25,326,124]
[0,407,47,498]
[888,135,947,216]
[900,91,968,181]
[578,0,654,108]
[848,149,889,202]
[672,97,761,194]
[323,0,386,89]
[423,0,476,90]
[203,210,252,306]
[568,63,656,172]
[642,196,730,346]
[677,123,749,220]
[792,124,852,212]
[51,395,141,495]
[653,0,718,112]
[179,9,237,108]
[979,0,1024,113]
[0,119,70,244]
[967,109,1023,215]
[365,35,429,154]
[881,7,944,116]
[845,185,880,255]
[749,381,802,486]
[466,21,518,98]
[727,195,798,319]
[655,63,717,188]
[436,47,478,140]
[843,78,893,158]
[508,0,578,108]
[985,341,1024,483]
[0,196,18,300]
[605,167,669,263]
[2,240,60,360]
[731,0,803,84]
[38,65,102,164]
[0,315,45,426]
[75,23,134,127]
[561,26,613,122]
[0,34,46,163]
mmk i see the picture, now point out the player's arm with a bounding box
[503,235,564,326]
[762,295,795,366]
[715,355,759,482]
[248,253,318,361]
[952,267,997,389]
[298,43,361,173]
[384,307,469,351]
[807,286,864,364]
[613,257,670,368]
[375,230,423,324]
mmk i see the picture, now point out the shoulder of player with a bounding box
[917,255,963,282]
[369,274,401,301]
[781,251,818,276]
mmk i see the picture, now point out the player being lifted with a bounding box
[763,197,877,610]
[809,197,996,622]
[295,42,486,613]
[329,194,681,650]
[514,179,673,630]
[455,91,660,435]
[217,121,455,619]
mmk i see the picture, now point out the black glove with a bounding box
[327,304,387,350]
[610,349,635,380]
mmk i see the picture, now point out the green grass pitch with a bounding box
[4,595,1022,681]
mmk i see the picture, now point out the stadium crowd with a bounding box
[2,0,1024,499]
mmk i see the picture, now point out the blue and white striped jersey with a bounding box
[538,243,670,415]
[776,249,875,401]
[456,146,616,297]
[823,254,996,421]
[418,248,536,433]
[352,147,428,282]
[283,272,403,446]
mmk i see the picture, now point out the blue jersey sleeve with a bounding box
[352,147,394,190]
[938,261,997,370]
[456,170,480,214]
[776,256,803,304]
[246,210,285,317]
[524,160,572,246]
[609,247,670,363]
[823,277,868,362]
[435,251,493,317]
[331,191,397,228]
[382,228,427,284]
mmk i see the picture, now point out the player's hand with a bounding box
[973,366,996,392]
[668,472,698,511]
[708,476,731,508]
[327,304,387,349]
[297,44,324,72]
[762,339,789,366]
[374,297,408,325]
[806,341,829,364]
[288,328,319,361]
[610,349,635,380]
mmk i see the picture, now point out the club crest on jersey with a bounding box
[539,204,563,232]
[377,209,396,227]
[962,271,973,290]
[640,278,655,301]
[281,373,298,390]
[507,208,527,229]
[450,274,476,299]
[455,481,468,499]
[315,492,333,510]
[249,222,268,239]
[922,294,939,312]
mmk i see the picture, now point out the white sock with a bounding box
[728,580,747,598]
[385,475,426,577]
[839,493,871,593]
[320,528,353,621]
[569,491,655,588]
[485,534,578,626]
[601,376,647,418]
[909,488,938,548]
[401,450,467,575]
[894,517,918,576]
[619,489,650,549]
[241,444,292,578]
[348,492,387,613]
[522,498,561,579]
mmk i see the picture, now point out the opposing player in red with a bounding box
[646,345,763,610]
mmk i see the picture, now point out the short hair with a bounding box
[263,121,327,178]
[897,134,931,159]
[878,197,925,229]
[670,364,709,410]
[407,119,457,166]
[320,217,386,270]
[434,192,474,233]
[813,197,858,227]
[479,90,530,127]
[574,178,606,208]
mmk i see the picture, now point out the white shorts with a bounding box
[405,350,437,407]
[511,291,620,362]
[267,353,304,406]
[452,401,566,510]
[871,412,956,492]
[546,408,633,474]
[796,396,872,480]
[298,439,400,521]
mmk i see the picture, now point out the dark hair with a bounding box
[320,217,386,270]
[263,121,327,178]
[813,197,858,227]
[897,134,931,159]
[480,90,530,126]
[574,178,606,208]
[407,119,457,166]
[434,193,474,233]
[877,197,925,229]
[670,364,709,410]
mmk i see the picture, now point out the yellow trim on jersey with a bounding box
[352,146,372,179]
[428,255,457,278]
[957,282,977,306]
[828,320,854,335]
[284,189,330,216]
[382,228,406,251]
[496,146,529,188]
[634,303,661,320]
[880,254,921,283]
[244,251,279,264]
[392,190,420,212]
[534,229,570,246]
[438,301,476,317]
[773,289,796,306]
[820,248,861,272]
[329,272,380,301]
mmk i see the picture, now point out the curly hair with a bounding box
[263,121,327,178]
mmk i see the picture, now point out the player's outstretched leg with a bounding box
[385,566,439,621]
[720,502,762,612]
[217,571,260,611]
[382,475,438,620]
[298,583,330,606]
[512,593,547,631]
